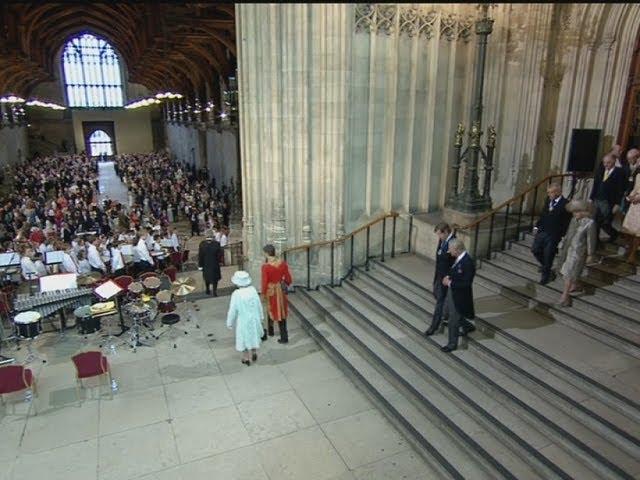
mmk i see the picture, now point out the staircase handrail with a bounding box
[453,171,594,259]
[281,211,405,290]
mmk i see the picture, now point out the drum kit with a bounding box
[10,274,198,360]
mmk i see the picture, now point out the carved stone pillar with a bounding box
[237,3,350,283]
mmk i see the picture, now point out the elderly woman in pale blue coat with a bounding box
[226,271,265,366]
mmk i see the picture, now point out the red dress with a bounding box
[261,261,292,322]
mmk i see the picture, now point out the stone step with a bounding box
[297,289,560,480]
[494,249,640,315]
[314,267,640,479]
[287,294,460,480]
[288,292,497,480]
[369,257,640,424]
[476,260,640,359]
[353,266,640,466]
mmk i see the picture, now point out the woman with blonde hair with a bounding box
[557,200,598,307]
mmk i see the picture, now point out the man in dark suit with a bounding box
[198,231,222,296]
[441,239,475,353]
[589,154,626,243]
[531,183,571,285]
[425,222,455,336]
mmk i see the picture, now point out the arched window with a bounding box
[89,130,114,156]
[62,33,124,107]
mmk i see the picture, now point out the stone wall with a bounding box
[0,126,28,169]
[236,2,640,283]
[164,123,239,188]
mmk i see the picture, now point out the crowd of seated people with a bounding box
[0,151,236,294]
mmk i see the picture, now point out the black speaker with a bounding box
[566,128,601,172]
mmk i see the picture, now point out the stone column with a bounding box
[237,3,351,283]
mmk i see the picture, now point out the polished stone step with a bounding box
[476,260,640,359]
[288,292,488,480]
[358,264,640,459]
[369,257,640,424]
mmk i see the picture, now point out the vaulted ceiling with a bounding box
[0,2,236,96]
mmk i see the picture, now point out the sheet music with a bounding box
[40,273,78,292]
[160,239,173,248]
[0,252,20,268]
[120,244,134,256]
[44,250,65,265]
[94,280,123,300]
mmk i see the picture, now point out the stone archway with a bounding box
[618,29,640,149]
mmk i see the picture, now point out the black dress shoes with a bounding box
[425,328,436,337]
[461,324,476,336]
[441,345,457,353]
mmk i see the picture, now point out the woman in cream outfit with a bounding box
[558,200,598,307]
[226,271,265,366]
[622,173,640,234]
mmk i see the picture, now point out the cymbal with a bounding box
[172,276,194,287]
[78,272,102,285]
[172,284,195,296]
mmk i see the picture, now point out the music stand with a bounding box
[44,251,64,266]
[94,280,126,354]
[0,252,20,288]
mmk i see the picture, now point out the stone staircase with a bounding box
[287,253,640,479]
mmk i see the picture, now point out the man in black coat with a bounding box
[589,154,626,243]
[531,183,571,285]
[198,231,222,296]
[441,239,475,353]
[425,222,455,336]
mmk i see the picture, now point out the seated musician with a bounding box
[77,251,92,275]
[20,247,40,281]
[110,241,126,277]
[60,242,79,274]
[86,237,107,274]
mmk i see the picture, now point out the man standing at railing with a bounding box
[531,183,571,285]
[441,239,475,353]
[425,223,455,337]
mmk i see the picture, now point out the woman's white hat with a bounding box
[231,270,252,287]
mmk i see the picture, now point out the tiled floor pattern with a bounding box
[0,295,429,480]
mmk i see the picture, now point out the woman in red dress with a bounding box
[260,244,293,344]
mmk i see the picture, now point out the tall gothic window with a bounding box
[62,33,124,107]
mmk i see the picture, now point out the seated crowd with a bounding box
[0,151,235,289]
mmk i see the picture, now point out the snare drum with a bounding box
[156,290,175,313]
[14,311,43,339]
[74,305,101,335]
[128,281,144,299]
[143,276,161,296]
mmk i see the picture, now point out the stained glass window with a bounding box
[89,130,114,156]
[62,33,124,107]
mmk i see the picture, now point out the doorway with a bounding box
[82,121,116,159]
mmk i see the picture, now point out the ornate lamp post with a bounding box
[447,4,497,213]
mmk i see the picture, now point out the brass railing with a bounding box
[282,211,407,290]
[453,171,594,260]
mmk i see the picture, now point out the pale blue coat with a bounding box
[226,286,264,351]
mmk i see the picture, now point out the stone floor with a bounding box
[0,295,429,480]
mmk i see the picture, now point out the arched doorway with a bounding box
[89,130,114,157]
[618,30,640,149]
[82,121,116,158]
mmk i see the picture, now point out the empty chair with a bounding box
[0,364,37,413]
[113,275,134,291]
[163,266,177,282]
[71,351,113,403]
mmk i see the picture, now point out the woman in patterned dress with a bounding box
[558,200,598,307]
